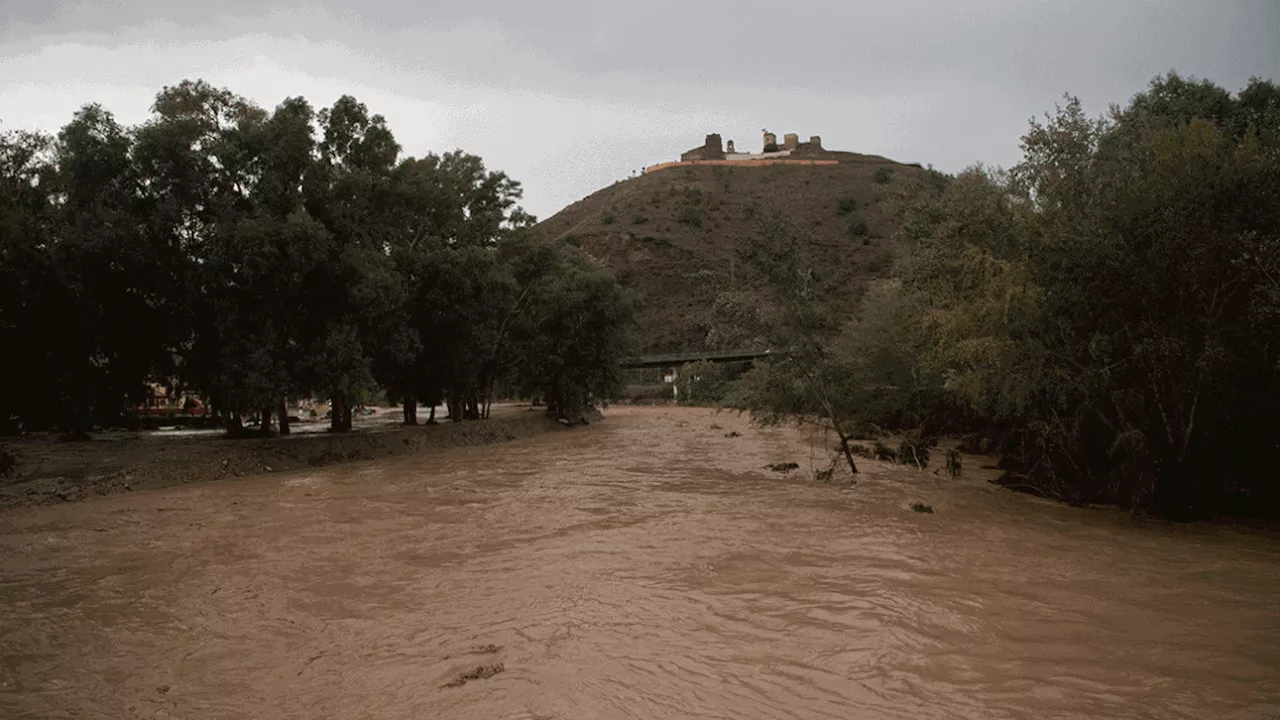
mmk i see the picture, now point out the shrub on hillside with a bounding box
[849,219,869,237]
[678,208,703,228]
[873,168,893,184]
[837,197,857,215]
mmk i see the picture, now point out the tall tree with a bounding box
[303,96,401,432]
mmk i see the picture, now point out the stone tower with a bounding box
[783,133,799,151]
[762,129,777,151]
[726,139,735,153]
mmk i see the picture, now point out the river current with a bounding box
[1,406,1277,719]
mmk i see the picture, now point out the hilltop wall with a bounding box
[645,158,839,174]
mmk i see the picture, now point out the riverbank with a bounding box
[0,404,587,512]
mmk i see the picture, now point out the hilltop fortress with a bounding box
[682,129,825,161]
[644,129,839,173]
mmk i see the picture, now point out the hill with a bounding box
[530,151,946,353]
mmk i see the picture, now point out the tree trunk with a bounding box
[260,406,274,437]
[836,431,860,477]
[330,390,347,433]
[225,412,243,438]
[427,404,436,424]
[277,399,290,436]
[342,404,353,432]
[483,377,496,419]
[403,396,418,425]
[449,392,462,423]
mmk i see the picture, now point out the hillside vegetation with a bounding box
[531,153,945,353]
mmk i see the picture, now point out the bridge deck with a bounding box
[619,349,771,369]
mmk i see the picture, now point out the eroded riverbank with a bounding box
[0,405,571,512]
[1,406,1277,719]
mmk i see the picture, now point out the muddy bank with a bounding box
[0,406,593,512]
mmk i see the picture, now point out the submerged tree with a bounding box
[728,216,868,475]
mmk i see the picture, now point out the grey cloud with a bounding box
[2,0,1276,218]
[8,1,1275,100]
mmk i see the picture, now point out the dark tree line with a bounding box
[0,80,634,436]
[733,73,1280,520]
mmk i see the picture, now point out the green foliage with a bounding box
[837,196,857,215]
[730,73,1280,519]
[601,211,616,225]
[504,240,636,419]
[678,207,703,228]
[630,214,649,225]
[873,168,893,184]
[897,436,935,468]
[728,217,919,475]
[674,360,733,405]
[0,79,632,434]
[849,219,869,237]
[873,441,897,461]
[896,74,1280,518]
[704,290,771,350]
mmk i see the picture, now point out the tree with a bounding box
[0,129,57,430]
[371,150,530,424]
[506,239,635,420]
[1,79,634,441]
[898,75,1280,517]
[303,95,402,432]
[729,216,866,475]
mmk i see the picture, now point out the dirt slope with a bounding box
[531,152,945,353]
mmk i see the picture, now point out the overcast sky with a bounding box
[2,0,1276,219]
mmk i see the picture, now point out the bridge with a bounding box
[619,349,772,370]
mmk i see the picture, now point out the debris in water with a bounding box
[443,663,505,688]
[911,502,935,514]
[724,431,741,438]
[765,462,800,473]
[710,424,722,430]
[945,449,962,479]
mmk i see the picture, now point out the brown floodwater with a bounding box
[1,406,1277,719]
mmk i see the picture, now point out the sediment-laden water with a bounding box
[1,406,1277,719]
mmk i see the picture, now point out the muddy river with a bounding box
[1,406,1277,719]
